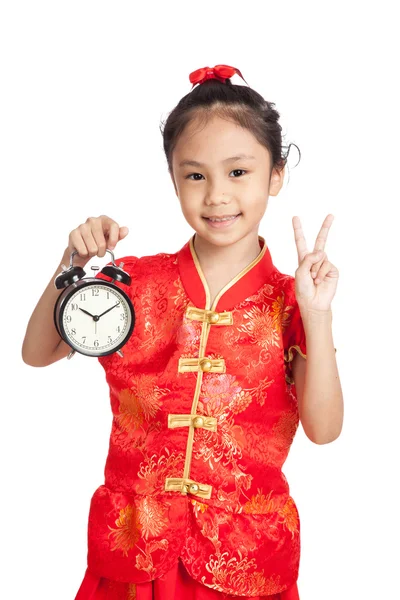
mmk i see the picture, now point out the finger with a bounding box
[314,260,331,284]
[79,222,100,258]
[311,252,327,277]
[89,218,108,258]
[98,218,119,251]
[105,223,120,250]
[292,216,309,265]
[313,214,334,253]
[118,226,129,241]
[70,228,92,259]
[100,216,129,249]
[110,225,129,249]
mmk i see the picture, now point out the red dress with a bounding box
[75,557,300,599]
[74,234,306,599]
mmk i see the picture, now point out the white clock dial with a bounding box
[62,283,132,353]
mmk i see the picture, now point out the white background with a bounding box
[1,1,397,598]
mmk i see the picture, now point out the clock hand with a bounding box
[79,307,96,318]
[98,302,121,319]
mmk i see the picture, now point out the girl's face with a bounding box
[170,114,285,248]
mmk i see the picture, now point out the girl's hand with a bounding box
[64,215,129,268]
[292,214,339,313]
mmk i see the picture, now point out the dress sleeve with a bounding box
[281,276,337,385]
[282,276,307,385]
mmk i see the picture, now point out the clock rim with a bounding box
[54,278,135,357]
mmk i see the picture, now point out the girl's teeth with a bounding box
[209,215,237,222]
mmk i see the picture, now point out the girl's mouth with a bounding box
[203,214,242,229]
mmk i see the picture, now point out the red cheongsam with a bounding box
[74,234,306,600]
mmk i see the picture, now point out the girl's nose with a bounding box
[205,196,230,206]
[204,187,230,206]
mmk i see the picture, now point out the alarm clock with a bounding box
[54,249,135,359]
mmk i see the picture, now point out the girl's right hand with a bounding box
[64,215,129,268]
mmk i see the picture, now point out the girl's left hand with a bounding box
[292,214,339,313]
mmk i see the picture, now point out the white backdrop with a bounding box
[1,1,397,599]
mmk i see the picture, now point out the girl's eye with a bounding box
[185,169,247,180]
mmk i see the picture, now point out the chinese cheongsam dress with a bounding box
[74,234,306,600]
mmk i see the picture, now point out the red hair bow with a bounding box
[189,64,248,89]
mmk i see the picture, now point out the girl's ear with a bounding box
[268,165,286,197]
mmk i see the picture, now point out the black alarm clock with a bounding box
[54,249,135,359]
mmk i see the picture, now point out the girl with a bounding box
[22,64,343,600]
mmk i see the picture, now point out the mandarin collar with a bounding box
[177,234,275,312]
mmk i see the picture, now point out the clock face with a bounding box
[60,282,134,356]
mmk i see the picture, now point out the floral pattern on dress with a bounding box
[86,241,306,596]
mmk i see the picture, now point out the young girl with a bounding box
[22,64,343,600]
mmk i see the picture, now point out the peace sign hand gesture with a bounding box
[292,214,339,313]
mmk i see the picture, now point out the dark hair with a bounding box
[160,77,301,180]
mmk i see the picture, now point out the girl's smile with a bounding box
[202,213,242,228]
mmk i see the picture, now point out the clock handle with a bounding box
[69,248,117,266]
[63,249,131,286]
[99,250,132,286]
[54,251,86,289]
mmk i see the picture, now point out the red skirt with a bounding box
[74,558,300,600]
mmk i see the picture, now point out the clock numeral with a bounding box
[92,288,99,297]
[80,293,86,301]
[107,291,110,299]
[117,326,121,333]
[108,336,112,343]
[71,303,79,311]
[94,340,99,347]
[71,328,76,335]
[66,315,72,323]
[120,313,125,321]
[82,336,86,343]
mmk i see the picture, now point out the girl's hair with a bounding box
[160,77,301,180]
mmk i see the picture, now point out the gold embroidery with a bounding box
[204,550,279,596]
[244,376,274,407]
[193,415,204,428]
[168,413,218,431]
[107,504,141,557]
[284,346,336,384]
[96,244,306,594]
[168,235,269,495]
[272,410,299,453]
[277,496,299,538]
[243,488,280,514]
[190,498,209,513]
[117,389,144,431]
[285,373,295,385]
[164,477,213,499]
[136,495,169,539]
[185,306,233,325]
[127,584,137,600]
[135,539,169,578]
[178,357,226,373]
[194,234,269,311]
[284,345,336,362]
[238,304,280,348]
[137,449,185,494]
[117,375,170,432]
[284,344,307,362]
